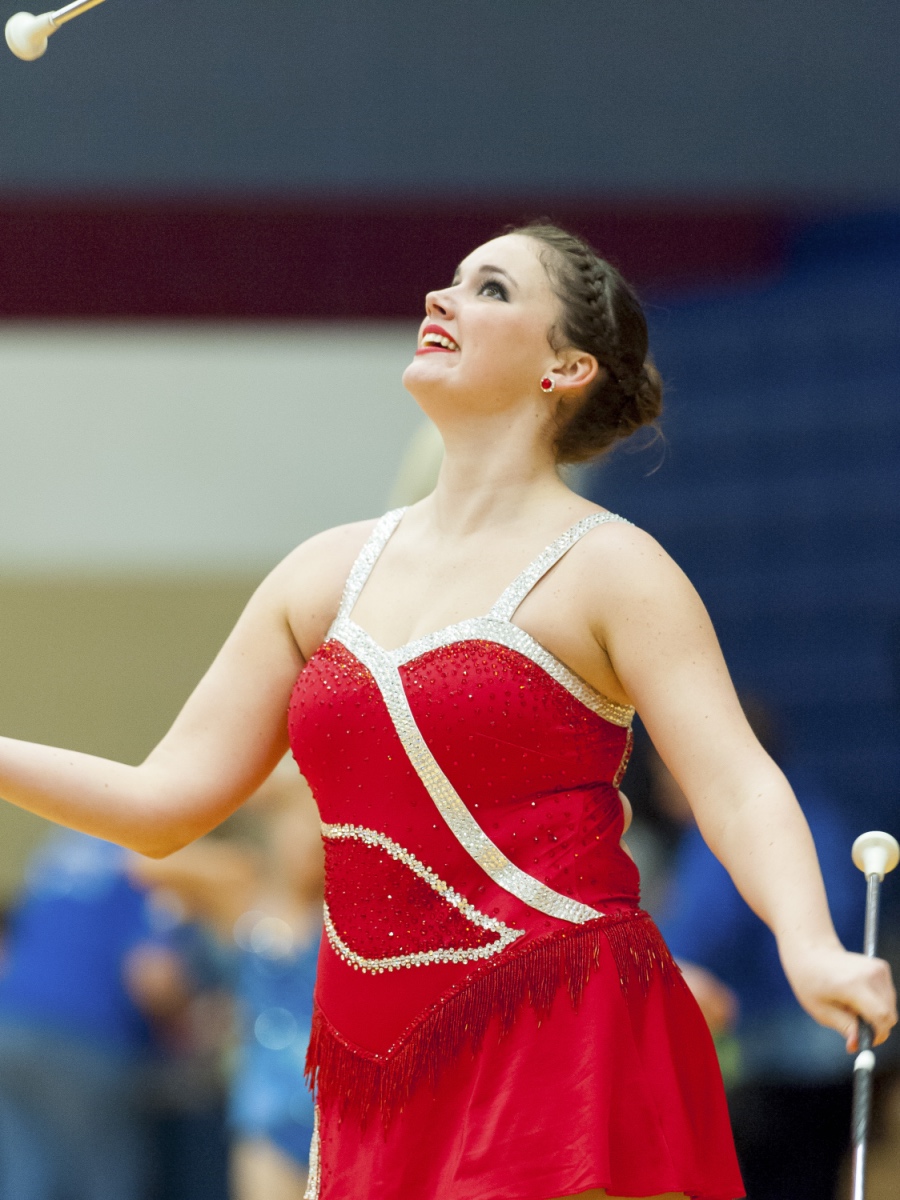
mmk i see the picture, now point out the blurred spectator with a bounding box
[647,696,861,1200]
[0,829,200,1200]
[129,918,234,1200]
[131,761,323,1200]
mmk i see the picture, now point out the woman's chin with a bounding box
[402,356,460,396]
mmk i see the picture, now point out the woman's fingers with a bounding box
[851,955,898,1045]
[802,954,897,1049]
[617,789,633,834]
[678,961,738,1034]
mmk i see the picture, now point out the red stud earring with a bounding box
[540,376,556,393]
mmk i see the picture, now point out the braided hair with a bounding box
[511,222,663,464]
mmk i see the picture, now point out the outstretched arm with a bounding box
[0,559,300,856]
[0,521,369,857]
[592,524,897,1049]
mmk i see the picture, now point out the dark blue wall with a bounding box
[589,215,900,828]
[0,0,897,196]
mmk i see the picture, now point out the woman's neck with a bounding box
[423,411,576,537]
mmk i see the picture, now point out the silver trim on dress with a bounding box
[390,616,633,727]
[303,1106,320,1200]
[335,621,606,925]
[321,823,523,971]
[488,511,630,622]
[320,507,638,926]
[331,508,406,629]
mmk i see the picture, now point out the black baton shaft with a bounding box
[850,873,881,1200]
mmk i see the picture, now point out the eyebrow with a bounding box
[452,263,518,287]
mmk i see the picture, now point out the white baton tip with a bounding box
[852,831,900,880]
[854,1049,876,1073]
[5,12,54,61]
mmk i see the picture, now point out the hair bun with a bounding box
[619,362,667,448]
[512,221,664,464]
[620,360,663,431]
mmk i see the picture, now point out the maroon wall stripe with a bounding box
[0,198,790,318]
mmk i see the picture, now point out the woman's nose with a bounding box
[425,288,453,317]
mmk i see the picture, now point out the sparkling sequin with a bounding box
[392,618,632,727]
[327,507,634,729]
[303,1106,320,1200]
[488,511,631,621]
[333,623,605,925]
[321,823,523,972]
[613,727,634,787]
[309,508,641,926]
[330,508,405,629]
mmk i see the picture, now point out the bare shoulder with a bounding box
[577,514,689,588]
[277,517,380,581]
[572,514,709,633]
[271,518,380,660]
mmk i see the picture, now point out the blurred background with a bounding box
[0,1,897,1197]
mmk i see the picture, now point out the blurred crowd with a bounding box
[0,761,323,1200]
[0,699,897,1200]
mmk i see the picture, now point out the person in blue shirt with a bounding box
[0,829,193,1200]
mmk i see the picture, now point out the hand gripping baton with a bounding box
[849,830,899,1200]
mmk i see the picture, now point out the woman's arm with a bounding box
[591,525,897,1048]
[0,522,367,857]
[0,562,299,855]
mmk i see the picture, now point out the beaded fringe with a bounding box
[305,909,680,1126]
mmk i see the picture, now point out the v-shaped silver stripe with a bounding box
[334,620,604,925]
[488,511,631,622]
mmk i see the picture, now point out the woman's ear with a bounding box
[554,351,600,393]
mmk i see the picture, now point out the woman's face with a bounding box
[402,234,566,416]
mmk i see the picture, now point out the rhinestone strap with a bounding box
[332,507,407,628]
[488,511,630,622]
[335,622,605,925]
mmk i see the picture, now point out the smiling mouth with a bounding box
[416,331,460,355]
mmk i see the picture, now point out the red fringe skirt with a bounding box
[306,913,744,1200]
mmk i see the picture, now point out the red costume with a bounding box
[288,510,744,1200]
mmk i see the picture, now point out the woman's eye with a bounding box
[479,278,509,301]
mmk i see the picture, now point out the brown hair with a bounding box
[511,222,663,464]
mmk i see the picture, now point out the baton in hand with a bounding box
[849,830,899,1200]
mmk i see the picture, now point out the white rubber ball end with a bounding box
[852,831,900,880]
[5,11,55,61]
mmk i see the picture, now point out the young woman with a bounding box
[0,224,895,1200]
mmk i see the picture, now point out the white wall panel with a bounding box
[0,323,422,571]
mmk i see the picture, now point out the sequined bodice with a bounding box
[288,509,641,1059]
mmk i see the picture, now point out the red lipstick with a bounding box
[416,323,460,355]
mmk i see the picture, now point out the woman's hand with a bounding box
[677,961,739,1035]
[779,940,897,1050]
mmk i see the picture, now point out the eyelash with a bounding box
[446,277,510,300]
[478,278,509,301]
